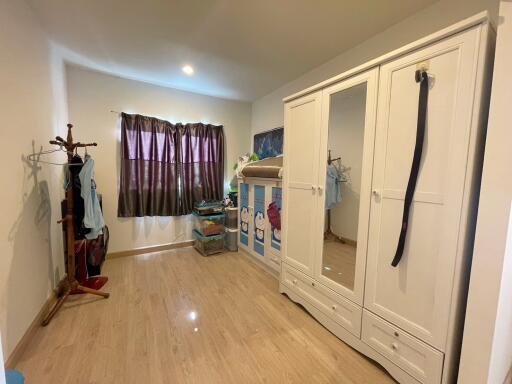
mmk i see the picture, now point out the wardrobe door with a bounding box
[266,184,282,270]
[253,184,266,257]
[282,91,323,276]
[364,27,481,349]
[239,182,254,252]
[315,68,379,305]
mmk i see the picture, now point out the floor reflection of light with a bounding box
[194,327,199,332]
[188,311,197,321]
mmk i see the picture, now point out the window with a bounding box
[117,113,224,217]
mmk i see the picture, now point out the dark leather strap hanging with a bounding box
[391,70,429,267]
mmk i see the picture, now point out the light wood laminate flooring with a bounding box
[15,248,394,383]
[322,239,357,290]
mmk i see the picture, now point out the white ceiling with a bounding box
[28,0,437,101]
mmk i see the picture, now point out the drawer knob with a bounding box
[293,279,298,285]
[332,305,337,311]
[311,282,315,287]
[394,331,399,337]
[391,342,398,351]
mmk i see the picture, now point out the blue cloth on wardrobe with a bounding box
[79,154,104,239]
[325,163,342,209]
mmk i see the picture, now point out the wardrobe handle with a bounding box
[391,343,398,351]
[311,185,317,192]
[317,186,323,194]
[331,305,337,311]
[372,189,380,198]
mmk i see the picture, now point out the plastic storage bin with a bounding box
[193,212,225,236]
[194,201,224,216]
[193,229,224,256]
[224,207,238,229]
[225,228,238,251]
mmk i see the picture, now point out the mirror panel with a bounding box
[322,83,367,291]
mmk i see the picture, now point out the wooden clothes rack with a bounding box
[42,124,109,326]
[327,149,341,165]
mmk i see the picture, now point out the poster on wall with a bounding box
[253,127,284,160]
[239,183,249,246]
[271,187,282,251]
[253,185,265,256]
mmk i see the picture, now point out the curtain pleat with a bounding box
[179,123,224,213]
[118,113,224,217]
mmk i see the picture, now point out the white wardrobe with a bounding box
[280,14,493,384]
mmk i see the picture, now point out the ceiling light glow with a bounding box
[182,65,194,76]
[188,311,197,321]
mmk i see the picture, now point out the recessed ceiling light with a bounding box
[182,65,194,76]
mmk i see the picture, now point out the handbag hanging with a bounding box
[267,201,281,230]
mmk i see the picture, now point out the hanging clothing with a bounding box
[325,163,342,209]
[68,154,91,239]
[79,154,105,239]
[86,225,109,276]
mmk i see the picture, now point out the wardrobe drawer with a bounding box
[362,310,444,384]
[282,263,362,337]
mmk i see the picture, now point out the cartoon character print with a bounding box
[273,227,281,242]
[255,211,265,242]
[240,206,249,233]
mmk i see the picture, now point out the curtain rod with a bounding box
[109,111,221,126]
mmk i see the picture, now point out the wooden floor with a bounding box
[322,239,357,290]
[16,248,394,384]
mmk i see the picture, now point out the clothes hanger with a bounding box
[26,143,94,167]
[26,145,73,166]
[333,158,349,183]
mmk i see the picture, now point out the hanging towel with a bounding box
[79,154,105,239]
[325,164,342,209]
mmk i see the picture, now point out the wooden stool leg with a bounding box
[77,285,110,298]
[42,289,70,326]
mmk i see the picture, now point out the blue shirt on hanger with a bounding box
[79,154,105,239]
[325,163,342,210]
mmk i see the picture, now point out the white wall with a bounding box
[0,0,67,361]
[327,84,366,242]
[251,0,499,137]
[66,66,252,253]
[459,1,512,383]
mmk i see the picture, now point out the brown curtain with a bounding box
[179,123,224,213]
[118,113,180,217]
[118,113,224,217]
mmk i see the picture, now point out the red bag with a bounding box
[267,202,281,230]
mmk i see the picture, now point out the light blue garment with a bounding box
[79,154,105,239]
[325,164,342,209]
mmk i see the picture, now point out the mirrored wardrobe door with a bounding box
[315,68,379,305]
